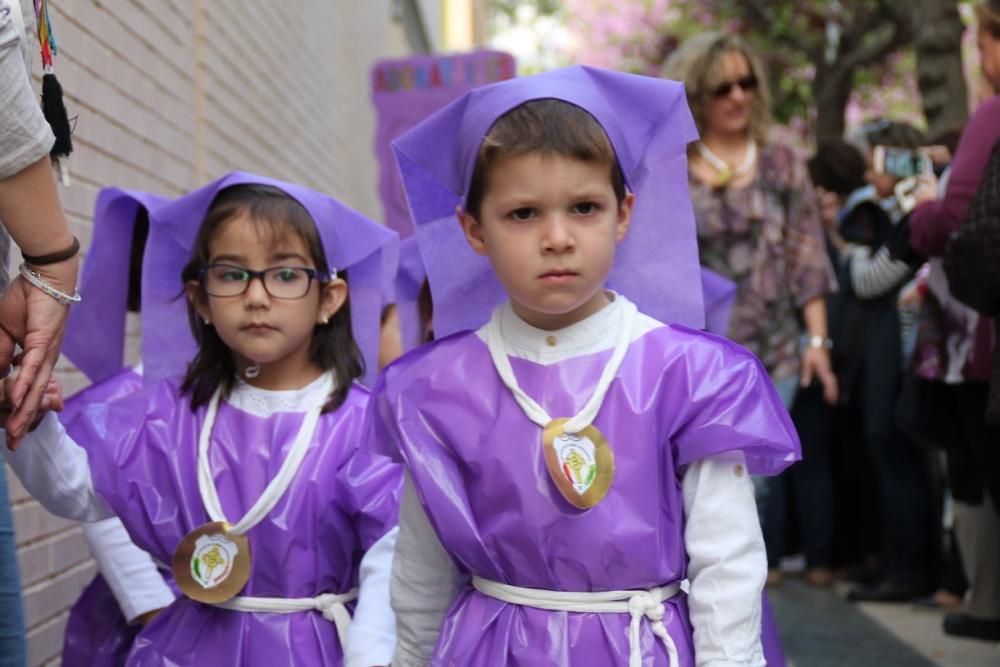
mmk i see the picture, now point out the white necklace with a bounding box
[697,139,757,185]
[484,299,637,509]
[171,374,331,603]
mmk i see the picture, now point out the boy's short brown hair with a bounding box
[464,99,627,220]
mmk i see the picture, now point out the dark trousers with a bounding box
[763,383,835,568]
[864,428,937,584]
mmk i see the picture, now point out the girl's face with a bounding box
[703,51,756,137]
[459,151,633,330]
[187,213,347,385]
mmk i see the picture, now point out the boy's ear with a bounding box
[185,281,211,323]
[457,206,488,257]
[615,192,635,243]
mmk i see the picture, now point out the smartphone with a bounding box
[873,145,932,179]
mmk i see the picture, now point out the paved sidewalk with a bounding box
[770,579,1000,666]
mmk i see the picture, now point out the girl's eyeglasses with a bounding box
[198,264,333,300]
[711,75,758,99]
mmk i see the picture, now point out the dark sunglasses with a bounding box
[711,75,758,99]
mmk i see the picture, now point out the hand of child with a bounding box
[1,372,63,448]
[135,608,164,626]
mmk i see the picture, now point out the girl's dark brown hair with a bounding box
[179,184,363,412]
[464,99,626,220]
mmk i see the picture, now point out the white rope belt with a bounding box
[473,577,683,667]
[213,588,358,649]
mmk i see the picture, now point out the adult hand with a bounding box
[800,346,838,405]
[0,256,78,449]
[913,173,939,206]
[920,145,952,169]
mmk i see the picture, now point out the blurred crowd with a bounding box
[664,0,1000,644]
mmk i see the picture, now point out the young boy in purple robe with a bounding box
[3,173,401,667]
[368,66,800,666]
[55,188,177,666]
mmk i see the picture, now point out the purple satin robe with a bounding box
[370,323,800,665]
[65,379,400,666]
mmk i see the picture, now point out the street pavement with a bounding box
[770,579,1000,666]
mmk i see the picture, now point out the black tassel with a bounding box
[41,72,73,157]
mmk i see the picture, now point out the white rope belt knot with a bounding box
[472,577,683,667]
[213,588,358,649]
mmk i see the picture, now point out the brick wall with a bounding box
[6,1,422,664]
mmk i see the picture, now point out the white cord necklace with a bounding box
[171,374,331,603]
[697,139,757,186]
[484,298,637,509]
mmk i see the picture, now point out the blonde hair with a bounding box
[976,0,1000,38]
[661,31,772,146]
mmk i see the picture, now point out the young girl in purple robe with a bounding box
[3,173,401,667]
[369,66,800,666]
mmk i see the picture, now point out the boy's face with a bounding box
[459,152,633,330]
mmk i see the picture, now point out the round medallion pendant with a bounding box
[172,521,251,604]
[542,418,615,510]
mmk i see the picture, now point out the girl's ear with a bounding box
[615,192,635,243]
[457,206,488,256]
[186,281,211,324]
[318,277,348,324]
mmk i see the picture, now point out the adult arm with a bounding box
[847,245,915,299]
[0,3,79,447]
[909,97,1000,257]
[783,151,838,403]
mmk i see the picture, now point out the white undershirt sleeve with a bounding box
[83,517,175,623]
[2,412,112,521]
[390,473,466,667]
[346,526,398,667]
[683,452,767,667]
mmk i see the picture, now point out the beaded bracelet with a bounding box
[19,263,82,306]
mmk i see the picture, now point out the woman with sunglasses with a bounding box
[664,33,837,590]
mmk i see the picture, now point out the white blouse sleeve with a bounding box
[345,526,398,667]
[390,473,466,667]
[683,451,767,667]
[2,412,112,521]
[83,517,175,623]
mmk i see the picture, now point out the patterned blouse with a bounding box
[690,142,834,382]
